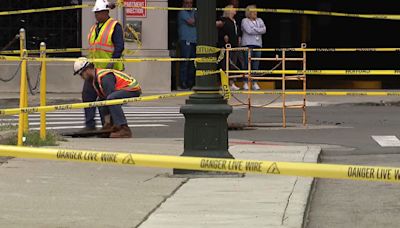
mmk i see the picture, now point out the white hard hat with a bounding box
[73,57,90,75]
[93,0,111,12]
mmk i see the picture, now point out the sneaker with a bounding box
[243,82,249,90]
[110,125,132,138]
[252,82,261,90]
[230,83,240,91]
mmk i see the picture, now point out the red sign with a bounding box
[125,0,147,18]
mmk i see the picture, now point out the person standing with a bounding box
[81,0,125,132]
[241,5,266,90]
[218,5,244,90]
[177,0,197,90]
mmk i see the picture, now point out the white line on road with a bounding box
[30,124,167,130]
[371,135,400,147]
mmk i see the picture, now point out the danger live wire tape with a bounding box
[0,4,91,16]
[225,70,400,75]
[1,145,400,183]
[0,45,219,55]
[0,92,194,116]
[0,55,218,63]
[2,4,400,21]
[0,48,141,55]
[231,91,400,96]
[3,46,400,55]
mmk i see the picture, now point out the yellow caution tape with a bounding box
[196,70,220,76]
[0,48,82,55]
[124,6,400,21]
[124,24,143,55]
[4,46,399,56]
[196,46,221,55]
[1,89,398,117]
[254,48,400,52]
[249,8,400,20]
[1,145,400,183]
[0,48,144,55]
[230,91,400,96]
[225,70,400,75]
[0,89,398,117]
[0,4,91,16]
[2,4,400,21]
[220,70,231,100]
[0,55,217,63]
[0,92,194,116]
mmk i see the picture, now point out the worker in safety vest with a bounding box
[81,0,125,132]
[74,57,141,138]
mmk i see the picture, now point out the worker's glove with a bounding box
[106,63,114,69]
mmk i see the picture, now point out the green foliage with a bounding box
[4,131,65,147]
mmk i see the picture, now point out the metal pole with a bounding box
[175,0,233,174]
[40,42,47,140]
[302,43,307,125]
[17,28,28,146]
[282,50,286,128]
[247,48,252,126]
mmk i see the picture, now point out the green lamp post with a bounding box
[175,0,234,174]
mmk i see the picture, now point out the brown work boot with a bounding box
[109,125,132,138]
[101,123,114,132]
[97,123,115,138]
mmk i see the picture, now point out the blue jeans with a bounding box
[99,90,142,126]
[82,79,98,128]
[179,40,196,88]
[244,45,262,83]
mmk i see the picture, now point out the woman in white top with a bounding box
[241,5,266,90]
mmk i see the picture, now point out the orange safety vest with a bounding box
[88,18,124,70]
[93,69,141,98]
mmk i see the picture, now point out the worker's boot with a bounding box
[101,114,113,131]
[109,125,132,138]
[96,114,113,138]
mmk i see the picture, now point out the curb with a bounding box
[0,130,16,166]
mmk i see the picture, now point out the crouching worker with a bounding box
[73,57,141,138]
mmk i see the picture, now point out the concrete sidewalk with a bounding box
[0,137,320,228]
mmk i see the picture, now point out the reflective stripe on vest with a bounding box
[88,18,124,70]
[94,69,141,98]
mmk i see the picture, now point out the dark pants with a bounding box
[99,90,142,126]
[179,40,196,89]
[244,45,262,83]
[82,79,98,128]
[220,50,245,83]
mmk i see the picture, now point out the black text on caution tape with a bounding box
[347,166,400,181]
[122,154,135,165]
[56,150,118,163]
